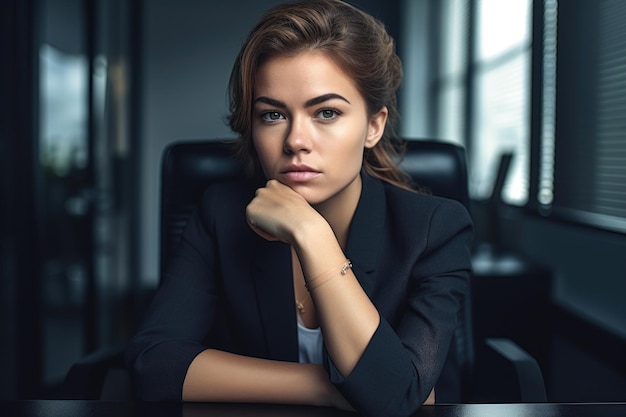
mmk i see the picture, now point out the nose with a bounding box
[283,117,312,154]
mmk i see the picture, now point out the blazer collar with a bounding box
[345,172,386,289]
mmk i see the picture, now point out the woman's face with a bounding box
[251,51,387,208]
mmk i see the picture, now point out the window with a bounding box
[471,0,532,205]
[549,0,626,233]
[433,0,533,205]
[436,0,469,147]
[422,0,626,233]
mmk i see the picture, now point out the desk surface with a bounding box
[1,401,625,417]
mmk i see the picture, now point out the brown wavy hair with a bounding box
[228,0,413,190]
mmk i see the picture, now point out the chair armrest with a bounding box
[485,338,547,402]
[64,346,126,399]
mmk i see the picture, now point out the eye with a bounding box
[316,108,341,121]
[260,111,285,122]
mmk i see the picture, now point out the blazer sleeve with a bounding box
[125,188,223,401]
[326,198,473,417]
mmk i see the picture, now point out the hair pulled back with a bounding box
[228,0,412,189]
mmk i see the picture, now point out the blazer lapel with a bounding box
[345,173,386,294]
[252,240,299,362]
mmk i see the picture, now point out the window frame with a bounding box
[427,0,626,236]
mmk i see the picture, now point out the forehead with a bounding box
[254,51,361,103]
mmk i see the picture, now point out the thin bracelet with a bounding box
[305,259,352,292]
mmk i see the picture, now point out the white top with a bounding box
[297,320,324,364]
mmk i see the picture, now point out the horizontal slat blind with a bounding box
[594,0,626,219]
[552,0,626,233]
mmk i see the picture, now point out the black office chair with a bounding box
[65,138,546,403]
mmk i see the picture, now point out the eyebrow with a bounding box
[253,93,351,108]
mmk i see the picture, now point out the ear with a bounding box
[364,106,388,149]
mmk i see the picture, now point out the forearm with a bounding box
[293,222,380,378]
[182,349,339,406]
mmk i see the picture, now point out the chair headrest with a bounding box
[400,140,469,209]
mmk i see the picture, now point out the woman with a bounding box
[125,1,473,416]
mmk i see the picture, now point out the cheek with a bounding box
[340,126,369,162]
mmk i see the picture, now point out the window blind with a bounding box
[552,0,626,233]
[594,1,626,220]
[538,0,557,206]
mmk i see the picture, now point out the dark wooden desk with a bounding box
[1,401,625,417]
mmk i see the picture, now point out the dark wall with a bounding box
[0,0,43,400]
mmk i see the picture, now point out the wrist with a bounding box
[306,259,353,291]
[290,215,333,252]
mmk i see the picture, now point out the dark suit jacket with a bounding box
[126,172,473,417]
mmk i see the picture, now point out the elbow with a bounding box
[125,344,183,402]
[127,360,182,402]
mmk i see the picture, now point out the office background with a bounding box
[2,0,625,403]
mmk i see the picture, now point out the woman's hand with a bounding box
[246,179,324,244]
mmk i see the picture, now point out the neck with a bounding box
[313,175,362,250]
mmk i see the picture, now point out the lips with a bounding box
[280,164,321,182]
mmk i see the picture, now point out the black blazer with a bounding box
[126,172,473,417]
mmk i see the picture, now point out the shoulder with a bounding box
[380,179,471,224]
[378,179,474,257]
[377,179,474,275]
[355,174,473,253]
